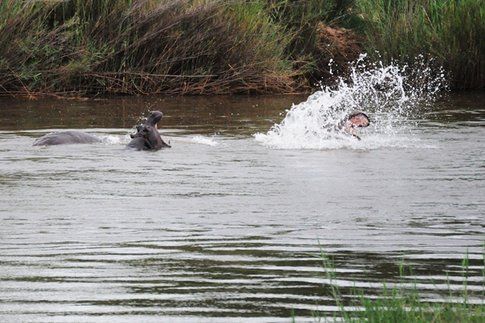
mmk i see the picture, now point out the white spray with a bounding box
[255,55,447,150]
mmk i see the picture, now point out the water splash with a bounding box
[99,134,127,144]
[255,55,447,150]
[191,135,219,146]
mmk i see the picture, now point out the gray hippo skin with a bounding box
[33,131,102,146]
[127,111,171,151]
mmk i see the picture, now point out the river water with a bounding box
[0,90,484,321]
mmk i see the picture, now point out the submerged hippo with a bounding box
[33,131,102,146]
[127,111,171,150]
[33,111,170,150]
[338,111,370,140]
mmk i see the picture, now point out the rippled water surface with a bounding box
[0,93,484,322]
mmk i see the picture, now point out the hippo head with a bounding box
[347,112,370,128]
[128,111,171,150]
[130,111,164,139]
[338,111,370,140]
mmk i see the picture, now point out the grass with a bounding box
[0,0,298,96]
[0,0,482,97]
[355,0,484,90]
[265,0,353,58]
[265,0,358,83]
[309,250,485,322]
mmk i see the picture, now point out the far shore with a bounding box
[0,0,482,99]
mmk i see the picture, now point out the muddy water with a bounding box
[0,94,484,322]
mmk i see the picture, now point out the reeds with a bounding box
[0,0,298,96]
[312,251,485,322]
[0,0,482,96]
[265,0,356,82]
[356,0,484,90]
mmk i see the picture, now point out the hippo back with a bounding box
[33,131,101,146]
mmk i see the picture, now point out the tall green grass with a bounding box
[356,0,484,89]
[0,0,482,96]
[0,0,296,96]
[311,251,485,322]
[265,0,353,57]
[265,0,357,82]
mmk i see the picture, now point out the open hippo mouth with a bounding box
[146,111,163,128]
[133,125,153,138]
[130,111,163,138]
[338,111,370,140]
[347,112,370,128]
[128,111,171,150]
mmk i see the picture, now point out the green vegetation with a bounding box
[354,290,483,322]
[356,0,484,90]
[0,0,297,96]
[310,252,485,322]
[265,0,356,82]
[0,0,482,97]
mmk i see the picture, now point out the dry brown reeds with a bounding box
[0,0,302,97]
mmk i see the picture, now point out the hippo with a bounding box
[338,111,370,140]
[127,111,171,150]
[33,131,102,146]
[33,111,170,150]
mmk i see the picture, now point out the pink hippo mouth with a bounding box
[337,111,370,140]
[347,112,370,128]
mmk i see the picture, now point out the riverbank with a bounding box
[0,0,482,98]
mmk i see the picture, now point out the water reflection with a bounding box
[0,96,307,135]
